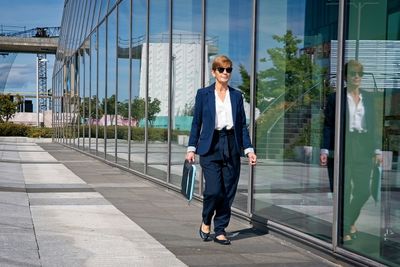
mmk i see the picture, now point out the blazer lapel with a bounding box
[207,84,216,127]
[229,87,238,124]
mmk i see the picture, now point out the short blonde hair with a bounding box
[344,60,363,76]
[212,55,233,70]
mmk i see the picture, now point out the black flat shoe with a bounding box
[199,225,211,241]
[213,236,231,245]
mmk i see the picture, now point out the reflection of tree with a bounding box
[261,30,316,102]
[181,102,194,116]
[80,95,103,119]
[118,97,161,127]
[238,65,250,103]
[238,31,325,159]
[101,94,116,125]
[148,98,161,126]
[239,30,319,111]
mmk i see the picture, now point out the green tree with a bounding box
[148,97,161,126]
[130,97,145,122]
[118,97,161,127]
[80,95,103,120]
[238,64,251,103]
[258,30,316,103]
[101,94,117,125]
[239,30,319,111]
[0,94,22,122]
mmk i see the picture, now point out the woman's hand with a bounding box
[247,152,257,166]
[186,151,196,163]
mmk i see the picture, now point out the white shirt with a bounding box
[320,91,381,156]
[215,89,234,130]
[347,92,366,133]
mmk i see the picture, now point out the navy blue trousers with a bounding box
[200,129,241,236]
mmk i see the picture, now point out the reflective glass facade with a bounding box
[53,0,400,266]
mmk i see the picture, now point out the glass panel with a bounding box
[86,0,95,37]
[80,0,90,44]
[98,22,107,157]
[66,2,78,53]
[171,0,202,189]
[83,39,91,151]
[116,0,130,167]
[72,54,79,147]
[79,48,85,148]
[146,0,169,180]
[341,1,400,265]
[106,10,117,162]
[78,0,87,46]
[73,0,85,49]
[205,0,253,212]
[90,31,98,153]
[55,73,60,140]
[92,0,102,31]
[253,0,339,242]
[64,61,72,145]
[130,0,146,173]
[108,0,116,12]
[99,0,109,23]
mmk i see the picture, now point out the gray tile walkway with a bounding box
[0,137,353,266]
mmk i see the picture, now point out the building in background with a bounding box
[53,1,400,266]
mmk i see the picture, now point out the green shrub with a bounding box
[0,123,29,136]
[27,127,53,138]
[0,122,53,138]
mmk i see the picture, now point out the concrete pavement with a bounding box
[0,137,351,266]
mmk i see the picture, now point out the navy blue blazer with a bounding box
[188,83,253,156]
[322,90,381,156]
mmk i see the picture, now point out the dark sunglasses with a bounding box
[348,70,364,77]
[216,67,233,73]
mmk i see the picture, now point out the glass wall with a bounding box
[83,39,91,152]
[253,0,338,242]
[97,22,106,157]
[205,0,253,212]
[52,0,400,266]
[170,0,202,188]
[146,0,170,180]
[78,48,85,149]
[116,0,130,167]
[340,0,400,265]
[106,9,117,162]
[129,0,146,173]
[90,31,98,152]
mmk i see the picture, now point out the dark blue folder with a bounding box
[181,160,196,202]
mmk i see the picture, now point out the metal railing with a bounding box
[263,77,325,159]
[0,25,60,38]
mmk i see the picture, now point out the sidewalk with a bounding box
[0,138,349,266]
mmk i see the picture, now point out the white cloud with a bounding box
[5,63,36,90]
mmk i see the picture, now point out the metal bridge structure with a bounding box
[0,26,60,114]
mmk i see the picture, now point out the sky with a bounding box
[0,0,64,95]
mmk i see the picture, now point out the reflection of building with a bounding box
[139,33,210,117]
[331,40,400,90]
[140,42,203,116]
